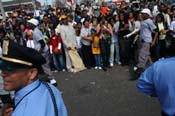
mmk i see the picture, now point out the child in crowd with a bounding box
[49,29,65,72]
[75,29,83,58]
[25,28,34,48]
[14,30,26,46]
[91,28,102,70]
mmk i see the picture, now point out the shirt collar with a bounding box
[14,79,40,105]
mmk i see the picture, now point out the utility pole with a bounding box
[32,0,36,10]
[32,0,37,17]
[46,0,48,6]
[0,0,6,20]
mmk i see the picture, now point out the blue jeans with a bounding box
[109,42,120,63]
[94,54,101,67]
[53,54,65,70]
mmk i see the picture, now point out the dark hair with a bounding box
[19,22,26,28]
[83,19,89,25]
[14,30,22,37]
[0,27,6,37]
[119,12,128,23]
[134,11,141,21]
[156,13,165,24]
[43,14,49,18]
[67,14,73,20]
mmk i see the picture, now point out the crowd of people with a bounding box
[1,0,175,116]
[0,1,175,74]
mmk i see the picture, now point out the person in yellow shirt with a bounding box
[91,29,102,70]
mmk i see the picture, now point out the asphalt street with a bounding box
[55,65,160,116]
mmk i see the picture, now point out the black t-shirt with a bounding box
[118,20,130,37]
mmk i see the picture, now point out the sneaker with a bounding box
[68,68,74,72]
[50,79,57,86]
[72,69,78,73]
[133,66,138,71]
[62,69,66,72]
[98,66,102,70]
[117,62,121,65]
[50,79,56,84]
[133,66,144,73]
[110,63,114,67]
[94,66,98,69]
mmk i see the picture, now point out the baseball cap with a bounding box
[27,18,39,26]
[141,8,152,17]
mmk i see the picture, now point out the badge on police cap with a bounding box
[0,39,46,71]
[2,39,9,55]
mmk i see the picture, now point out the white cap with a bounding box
[27,18,39,26]
[141,8,152,17]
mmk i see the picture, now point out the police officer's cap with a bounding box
[0,39,46,71]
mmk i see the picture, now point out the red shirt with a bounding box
[49,35,62,54]
[100,6,109,16]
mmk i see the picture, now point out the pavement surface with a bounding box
[55,65,160,116]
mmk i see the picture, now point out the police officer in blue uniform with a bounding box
[0,39,67,116]
[137,57,175,116]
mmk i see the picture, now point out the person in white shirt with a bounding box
[75,29,83,58]
[27,18,57,86]
[80,20,94,68]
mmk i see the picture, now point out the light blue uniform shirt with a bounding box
[137,57,175,115]
[140,18,157,43]
[12,79,68,116]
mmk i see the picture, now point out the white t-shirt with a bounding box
[33,27,48,52]
[169,21,175,38]
[80,26,91,46]
[76,36,82,49]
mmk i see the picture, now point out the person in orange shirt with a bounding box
[100,3,110,16]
